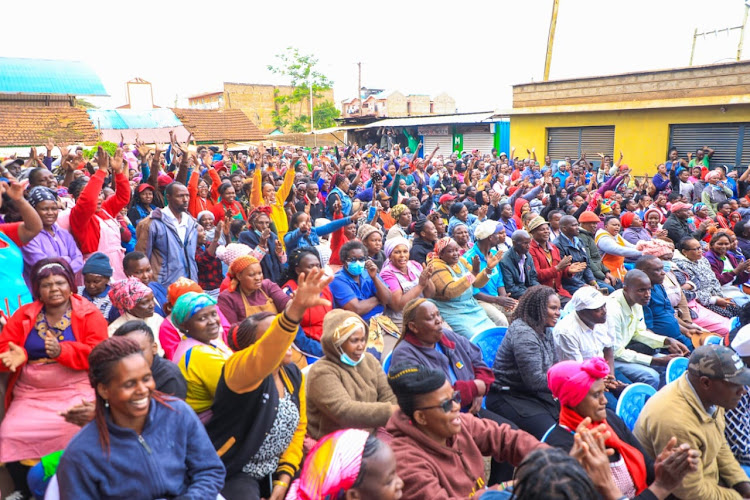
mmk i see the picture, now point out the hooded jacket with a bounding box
[512,198,528,229]
[135,207,198,288]
[305,309,397,439]
[387,410,545,500]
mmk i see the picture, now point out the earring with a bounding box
[104,400,109,408]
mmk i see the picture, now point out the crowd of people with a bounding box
[0,136,750,499]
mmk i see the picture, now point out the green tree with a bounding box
[313,101,340,130]
[267,47,334,132]
[74,98,98,109]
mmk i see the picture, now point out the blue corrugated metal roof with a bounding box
[0,58,108,96]
[87,109,184,130]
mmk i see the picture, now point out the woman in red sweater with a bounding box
[0,258,107,479]
[281,247,332,341]
[69,147,131,280]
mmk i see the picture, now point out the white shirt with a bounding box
[162,206,189,242]
[553,310,614,362]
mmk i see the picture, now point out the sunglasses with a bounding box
[415,391,461,413]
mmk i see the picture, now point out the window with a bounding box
[547,126,615,167]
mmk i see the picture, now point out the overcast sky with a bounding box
[5,0,748,112]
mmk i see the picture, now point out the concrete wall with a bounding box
[385,92,407,117]
[223,83,335,130]
[407,95,431,116]
[510,104,750,176]
[433,93,456,114]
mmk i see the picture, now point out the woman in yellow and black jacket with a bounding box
[206,269,332,500]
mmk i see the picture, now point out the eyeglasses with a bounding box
[415,391,461,413]
[684,246,702,252]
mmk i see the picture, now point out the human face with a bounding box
[577,304,607,328]
[630,215,643,228]
[296,213,312,234]
[531,223,550,243]
[126,257,153,285]
[420,221,438,243]
[409,301,443,346]
[679,170,689,182]
[38,274,71,307]
[646,212,661,228]
[239,263,264,293]
[453,225,469,247]
[129,291,155,318]
[561,218,580,238]
[231,175,243,193]
[674,208,690,220]
[349,443,403,500]
[440,241,461,265]
[704,378,747,410]
[711,235,730,257]
[167,184,190,214]
[340,328,366,363]
[398,210,412,227]
[263,183,275,202]
[197,180,209,199]
[681,239,703,262]
[719,204,732,217]
[36,169,55,188]
[572,195,584,208]
[642,258,666,285]
[345,248,367,277]
[344,222,357,241]
[295,253,321,280]
[413,380,462,443]
[97,354,154,433]
[389,244,410,271]
[520,202,530,215]
[123,330,157,367]
[253,214,271,233]
[657,164,667,175]
[306,184,319,200]
[549,213,562,230]
[500,204,512,219]
[83,273,109,297]
[457,205,468,222]
[222,185,236,203]
[140,188,154,206]
[35,200,59,229]
[605,218,621,236]
[184,305,222,343]
[364,232,383,256]
[199,214,215,232]
[640,196,652,208]
[625,276,652,306]
[546,294,561,327]
[572,379,608,422]
[512,233,531,255]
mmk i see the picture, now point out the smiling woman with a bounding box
[107,277,164,353]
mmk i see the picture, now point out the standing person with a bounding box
[21,186,82,284]
[56,337,226,498]
[0,179,43,317]
[251,154,296,247]
[486,285,561,439]
[127,184,157,227]
[69,147,130,280]
[136,182,199,288]
[634,345,750,500]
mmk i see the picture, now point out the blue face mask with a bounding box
[347,260,365,276]
[663,261,672,272]
[254,229,263,237]
[340,352,363,367]
[687,217,694,225]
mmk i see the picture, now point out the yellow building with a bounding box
[510,61,750,175]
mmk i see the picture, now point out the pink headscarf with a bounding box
[636,239,674,258]
[108,277,152,313]
[670,202,692,213]
[287,429,369,499]
[547,357,610,407]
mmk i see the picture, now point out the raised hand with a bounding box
[45,137,55,153]
[3,179,29,201]
[110,147,125,175]
[286,268,334,322]
[96,146,110,174]
[0,342,27,372]
[486,252,501,270]
[472,255,481,275]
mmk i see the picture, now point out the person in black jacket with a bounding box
[545,358,699,500]
[239,209,285,285]
[206,269,333,500]
[409,218,438,266]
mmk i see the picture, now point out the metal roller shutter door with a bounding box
[422,135,452,157]
[580,126,615,160]
[669,123,744,168]
[547,127,580,163]
[463,133,495,156]
[741,126,750,167]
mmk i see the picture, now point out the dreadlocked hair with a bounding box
[88,337,173,456]
[227,312,277,351]
[511,285,557,334]
[512,448,599,500]
[351,434,383,489]
[283,247,321,283]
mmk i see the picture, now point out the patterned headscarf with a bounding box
[227,255,260,292]
[167,277,203,306]
[216,243,252,267]
[390,204,408,220]
[428,236,455,261]
[172,292,217,327]
[28,186,58,207]
[286,429,370,500]
[108,277,152,313]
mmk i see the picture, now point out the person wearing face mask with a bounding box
[330,241,392,323]
[306,309,398,440]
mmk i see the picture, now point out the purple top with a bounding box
[22,224,84,281]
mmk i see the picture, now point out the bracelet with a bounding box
[273,480,289,488]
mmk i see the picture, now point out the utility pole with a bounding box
[357,62,362,116]
[543,0,560,81]
[690,2,749,66]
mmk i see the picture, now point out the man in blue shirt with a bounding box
[330,241,391,322]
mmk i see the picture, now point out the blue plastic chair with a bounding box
[382,351,393,373]
[666,356,689,384]
[616,383,656,431]
[705,335,724,345]
[731,317,741,332]
[470,327,508,367]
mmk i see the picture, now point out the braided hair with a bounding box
[512,448,599,500]
[88,337,172,455]
[511,285,557,334]
[283,247,321,283]
[387,364,446,418]
[226,312,277,351]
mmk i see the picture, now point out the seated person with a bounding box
[56,337,225,498]
[330,241,391,322]
[386,364,545,499]
[606,270,690,390]
[207,269,331,500]
[704,231,750,306]
[306,309,397,440]
[287,429,402,500]
[727,327,750,476]
[554,216,603,295]
[107,277,164,354]
[634,345,750,500]
[545,358,697,500]
[122,251,168,317]
[527,216,575,299]
[217,255,290,326]
[171,292,233,421]
[499,230,540,299]
[486,285,561,439]
[77,252,116,321]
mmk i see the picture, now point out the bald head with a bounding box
[511,230,531,255]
